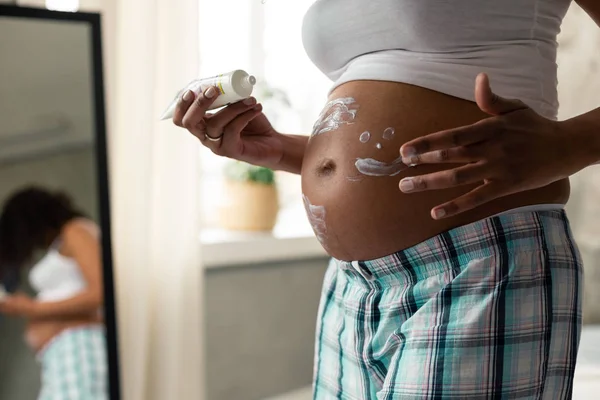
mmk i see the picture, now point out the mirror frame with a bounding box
[0,5,121,400]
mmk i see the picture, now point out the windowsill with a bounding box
[201,205,329,269]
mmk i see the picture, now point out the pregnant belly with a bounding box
[301,81,570,261]
[26,315,103,353]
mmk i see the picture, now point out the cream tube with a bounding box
[160,69,257,120]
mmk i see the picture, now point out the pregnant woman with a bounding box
[0,187,107,400]
[174,0,600,397]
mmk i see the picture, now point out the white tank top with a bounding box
[301,0,572,120]
[29,240,87,302]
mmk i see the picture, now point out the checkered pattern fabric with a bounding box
[313,210,583,399]
[38,325,108,400]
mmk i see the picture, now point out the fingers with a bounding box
[218,104,264,154]
[399,163,491,193]
[172,89,196,127]
[399,73,531,159]
[401,144,485,165]
[204,97,258,139]
[430,182,507,219]
[0,300,13,313]
[475,73,529,116]
[179,86,220,134]
[400,118,498,158]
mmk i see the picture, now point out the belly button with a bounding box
[316,159,336,177]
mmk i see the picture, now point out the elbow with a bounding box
[88,289,104,309]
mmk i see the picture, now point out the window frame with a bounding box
[197,0,325,233]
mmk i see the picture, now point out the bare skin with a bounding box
[395,1,600,218]
[25,315,102,353]
[173,61,600,260]
[0,219,104,353]
[301,80,569,260]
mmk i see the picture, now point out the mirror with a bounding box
[0,6,119,400]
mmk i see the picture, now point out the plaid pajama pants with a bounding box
[313,210,583,399]
[38,325,108,400]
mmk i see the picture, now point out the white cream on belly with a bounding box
[302,194,328,244]
[359,131,371,143]
[354,156,409,177]
[354,126,408,177]
[382,127,395,140]
[311,97,358,136]
[311,98,409,179]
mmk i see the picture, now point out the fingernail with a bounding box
[400,178,415,192]
[401,146,417,157]
[433,208,446,219]
[253,104,262,111]
[402,156,419,166]
[204,86,217,99]
[243,97,256,106]
[182,90,193,102]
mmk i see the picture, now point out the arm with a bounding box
[173,88,309,175]
[563,0,600,166]
[577,0,600,26]
[273,133,309,175]
[397,69,600,219]
[31,220,103,319]
[393,2,600,219]
[562,108,600,167]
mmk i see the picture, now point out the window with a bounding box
[197,0,330,233]
[46,0,79,12]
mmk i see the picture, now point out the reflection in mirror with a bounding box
[0,12,108,400]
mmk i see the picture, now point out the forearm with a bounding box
[274,133,309,174]
[32,292,102,320]
[562,107,600,168]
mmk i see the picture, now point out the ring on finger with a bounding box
[204,132,224,142]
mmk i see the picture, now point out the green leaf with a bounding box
[223,161,275,185]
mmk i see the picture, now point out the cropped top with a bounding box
[301,0,572,120]
[29,239,87,302]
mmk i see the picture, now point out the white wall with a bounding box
[14,0,101,12]
[0,17,94,162]
[557,3,600,324]
[0,148,99,220]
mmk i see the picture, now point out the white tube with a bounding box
[160,69,257,120]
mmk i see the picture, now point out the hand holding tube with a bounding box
[172,87,306,174]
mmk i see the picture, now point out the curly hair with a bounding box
[0,186,84,281]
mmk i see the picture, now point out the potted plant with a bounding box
[217,160,279,231]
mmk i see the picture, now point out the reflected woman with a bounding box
[0,187,107,400]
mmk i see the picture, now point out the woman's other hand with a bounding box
[172,86,284,169]
[398,73,588,220]
[0,292,37,318]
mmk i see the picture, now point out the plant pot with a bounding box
[218,180,279,231]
